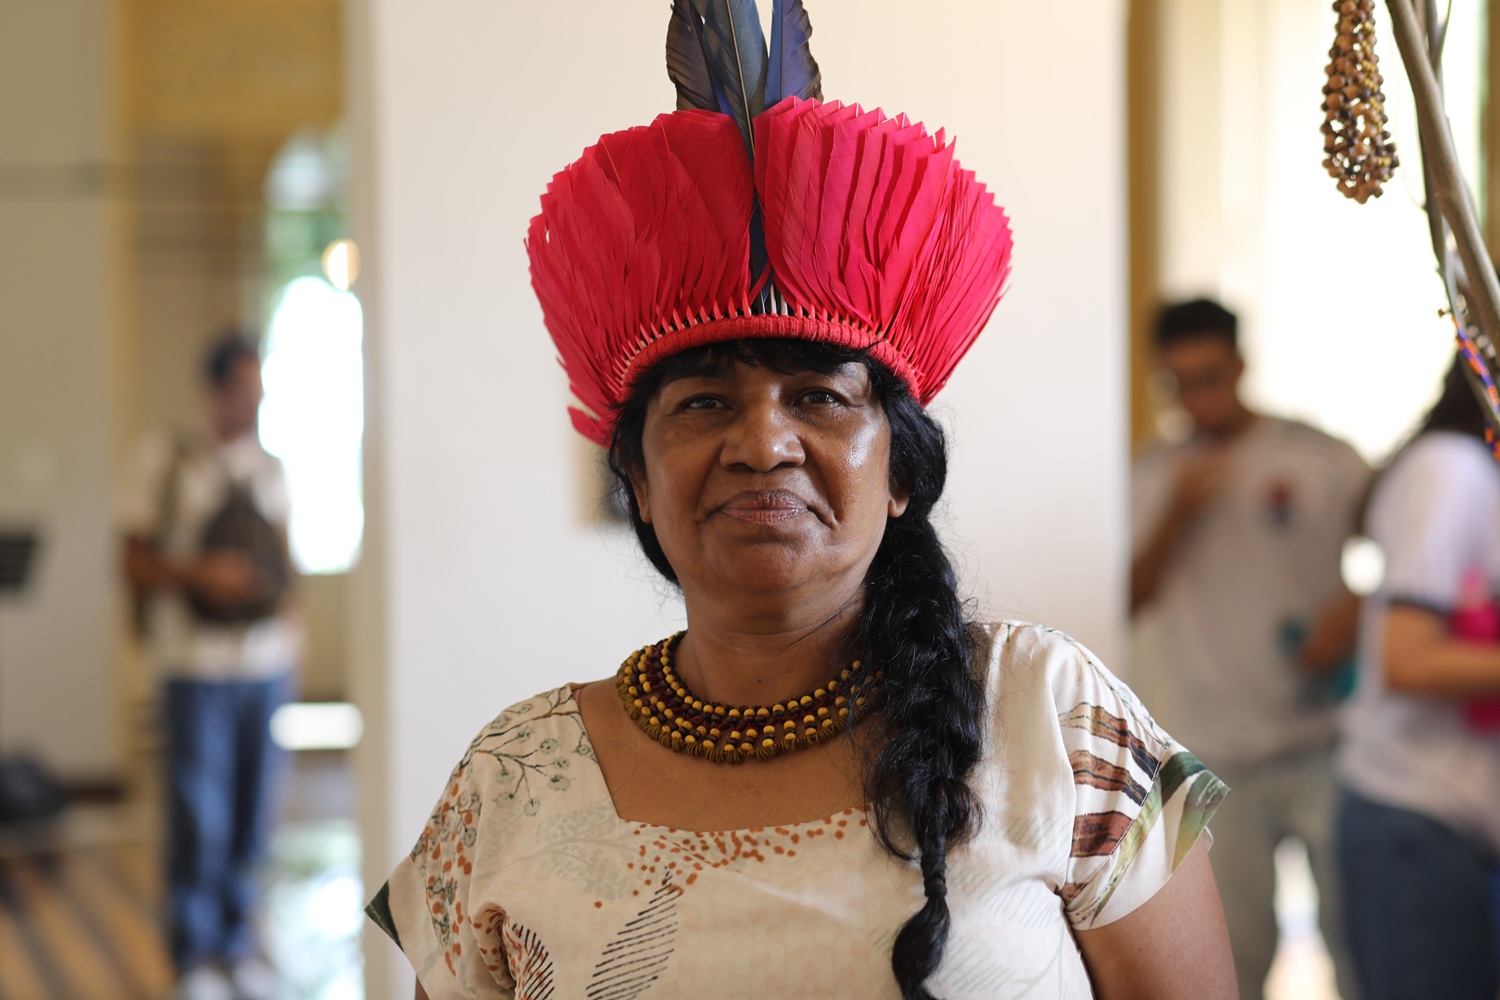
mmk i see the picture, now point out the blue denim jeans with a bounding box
[163,672,292,969]
[1337,786,1499,1000]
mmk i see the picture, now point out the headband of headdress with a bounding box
[527,0,1013,446]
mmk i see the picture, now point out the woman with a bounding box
[1337,354,1500,1000]
[368,3,1234,997]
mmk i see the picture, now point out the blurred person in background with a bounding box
[122,333,300,1000]
[1336,354,1500,1000]
[1131,298,1367,1000]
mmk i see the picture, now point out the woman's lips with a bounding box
[717,490,810,524]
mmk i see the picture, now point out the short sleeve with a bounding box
[257,453,292,526]
[366,740,517,1000]
[1130,446,1175,555]
[1374,438,1500,612]
[1333,441,1372,534]
[118,434,174,536]
[1051,637,1229,930]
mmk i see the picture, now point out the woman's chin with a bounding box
[692,548,859,605]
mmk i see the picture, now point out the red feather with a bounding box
[527,111,753,445]
[527,98,1013,444]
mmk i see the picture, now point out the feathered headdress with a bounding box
[527,0,1013,446]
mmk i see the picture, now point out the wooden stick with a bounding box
[1386,0,1500,425]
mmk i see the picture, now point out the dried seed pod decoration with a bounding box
[1321,0,1399,203]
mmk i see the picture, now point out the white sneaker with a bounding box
[228,956,282,1000]
[173,965,233,1000]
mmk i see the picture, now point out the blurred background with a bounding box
[0,1,1489,998]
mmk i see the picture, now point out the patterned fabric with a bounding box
[368,622,1226,999]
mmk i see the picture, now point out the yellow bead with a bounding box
[729,731,742,741]
[728,708,742,719]
[805,727,818,737]
[783,720,796,730]
[684,735,696,745]
[835,696,848,707]
[783,732,797,742]
[822,719,836,729]
[761,738,774,748]
[802,715,816,726]
[740,742,754,753]
[648,716,660,726]
[702,739,715,750]
[838,707,849,718]
[851,660,861,669]
[772,703,785,715]
[799,695,812,707]
[709,728,721,738]
[814,688,827,699]
[817,707,829,718]
[756,707,770,718]
[690,699,702,711]
[694,726,707,736]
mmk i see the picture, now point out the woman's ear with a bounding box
[628,466,652,524]
[888,491,909,519]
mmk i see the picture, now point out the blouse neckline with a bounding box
[561,682,871,838]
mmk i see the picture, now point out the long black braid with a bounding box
[608,337,986,999]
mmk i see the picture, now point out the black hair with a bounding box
[608,337,985,999]
[201,331,261,388]
[1155,297,1238,350]
[1414,352,1492,441]
[1358,351,1493,533]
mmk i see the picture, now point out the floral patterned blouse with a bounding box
[367,622,1227,999]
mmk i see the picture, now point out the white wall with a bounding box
[350,2,1127,995]
[1156,0,1472,461]
[0,0,122,779]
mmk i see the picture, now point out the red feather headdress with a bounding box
[527,1,1013,447]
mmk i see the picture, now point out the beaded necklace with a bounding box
[616,632,882,764]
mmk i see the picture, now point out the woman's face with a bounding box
[631,359,909,608]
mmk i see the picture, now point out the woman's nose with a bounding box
[719,401,805,472]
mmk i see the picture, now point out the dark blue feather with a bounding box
[767,0,821,105]
[693,0,768,156]
[666,0,720,113]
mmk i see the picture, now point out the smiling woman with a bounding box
[365,2,1235,997]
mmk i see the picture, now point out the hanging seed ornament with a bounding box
[1322,0,1398,203]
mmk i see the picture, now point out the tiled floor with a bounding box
[0,751,364,1000]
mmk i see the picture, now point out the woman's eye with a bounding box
[681,395,724,410]
[800,389,841,406]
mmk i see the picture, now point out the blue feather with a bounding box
[767,0,821,106]
[693,0,769,156]
[667,0,720,113]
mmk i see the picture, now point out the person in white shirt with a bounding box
[122,334,300,1000]
[1131,298,1367,1000]
[1337,356,1500,1000]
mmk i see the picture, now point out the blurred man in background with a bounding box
[1131,298,1367,1000]
[122,333,299,1000]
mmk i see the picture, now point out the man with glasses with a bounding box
[1131,298,1367,1000]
